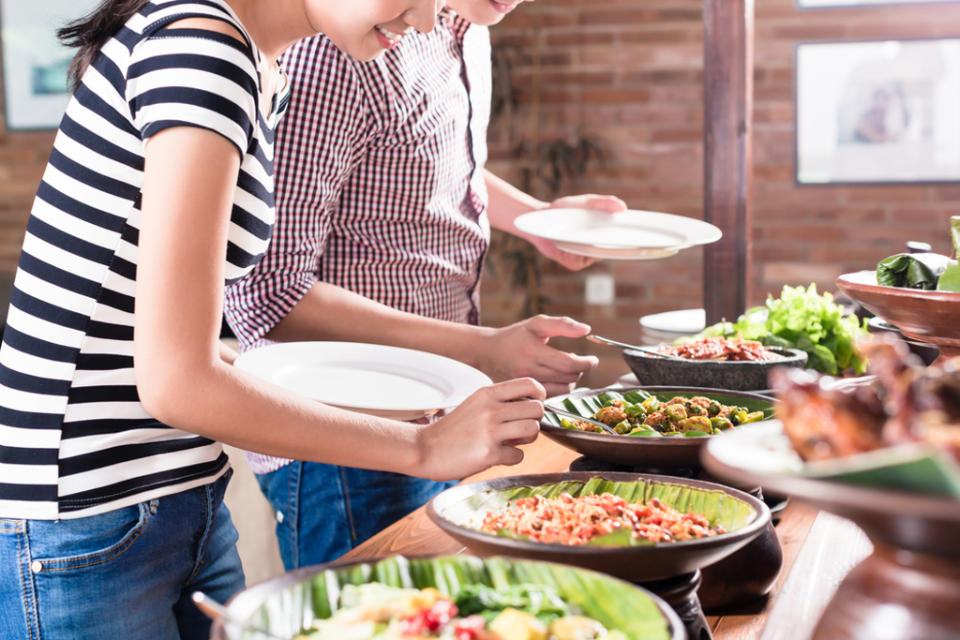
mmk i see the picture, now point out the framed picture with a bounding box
[1,0,99,131]
[798,0,958,7]
[796,38,960,185]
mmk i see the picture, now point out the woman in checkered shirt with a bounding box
[225,0,628,569]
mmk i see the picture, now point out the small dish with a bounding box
[513,208,722,261]
[234,341,492,420]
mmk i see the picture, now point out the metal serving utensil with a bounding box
[585,334,688,362]
[192,591,290,640]
[544,403,620,436]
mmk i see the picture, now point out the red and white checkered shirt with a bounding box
[224,11,492,474]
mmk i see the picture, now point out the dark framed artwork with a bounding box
[1,1,98,130]
[796,38,960,185]
[798,0,959,8]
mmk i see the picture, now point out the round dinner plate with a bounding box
[234,341,492,420]
[514,208,722,260]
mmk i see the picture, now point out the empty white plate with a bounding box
[235,342,493,421]
[514,208,722,260]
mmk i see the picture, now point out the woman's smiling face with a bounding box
[305,0,443,61]
[445,0,533,26]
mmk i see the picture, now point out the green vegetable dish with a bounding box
[697,283,869,375]
[297,582,626,639]
[876,216,960,293]
[552,390,769,438]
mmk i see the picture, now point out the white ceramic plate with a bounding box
[514,208,722,260]
[235,342,493,421]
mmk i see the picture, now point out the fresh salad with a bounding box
[297,582,626,639]
[696,283,869,375]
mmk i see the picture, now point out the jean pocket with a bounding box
[28,502,151,573]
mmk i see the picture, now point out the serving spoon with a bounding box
[192,591,290,640]
[585,334,688,362]
[544,403,620,436]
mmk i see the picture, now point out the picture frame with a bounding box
[797,0,959,8]
[795,37,960,185]
[1,0,99,131]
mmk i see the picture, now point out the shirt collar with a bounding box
[438,7,471,40]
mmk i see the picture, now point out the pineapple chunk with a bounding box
[488,608,547,640]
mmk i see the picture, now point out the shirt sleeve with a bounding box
[126,28,260,157]
[223,35,374,350]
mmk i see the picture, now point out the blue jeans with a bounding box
[0,471,244,640]
[256,462,457,570]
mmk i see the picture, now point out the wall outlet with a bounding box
[585,273,615,306]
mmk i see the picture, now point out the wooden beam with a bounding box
[703,0,754,324]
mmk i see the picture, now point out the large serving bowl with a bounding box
[837,270,960,363]
[623,347,807,391]
[703,421,960,639]
[212,554,683,640]
[541,386,775,468]
[426,471,769,584]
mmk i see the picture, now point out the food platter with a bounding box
[513,208,722,260]
[540,386,775,468]
[234,341,492,420]
[427,472,769,583]
[212,554,683,640]
[837,270,960,362]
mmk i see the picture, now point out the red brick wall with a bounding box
[484,0,960,387]
[0,2,959,387]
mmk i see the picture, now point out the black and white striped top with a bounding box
[0,0,286,519]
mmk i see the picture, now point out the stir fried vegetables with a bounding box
[297,582,627,639]
[481,493,726,546]
[558,390,765,437]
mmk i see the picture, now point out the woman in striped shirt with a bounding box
[0,1,545,638]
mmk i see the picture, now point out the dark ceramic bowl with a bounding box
[541,386,774,468]
[212,554,684,640]
[427,471,770,584]
[623,346,808,391]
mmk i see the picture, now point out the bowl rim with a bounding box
[541,385,775,443]
[837,269,960,300]
[623,345,809,367]
[426,470,771,556]
[219,553,686,640]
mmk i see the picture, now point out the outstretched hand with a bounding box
[527,194,627,271]
[476,315,598,397]
[417,377,546,481]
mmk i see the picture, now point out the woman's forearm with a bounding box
[484,169,548,234]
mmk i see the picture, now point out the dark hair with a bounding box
[58,0,150,91]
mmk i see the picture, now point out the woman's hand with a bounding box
[416,378,545,481]
[474,316,598,397]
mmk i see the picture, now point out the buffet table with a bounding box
[341,436,872,640]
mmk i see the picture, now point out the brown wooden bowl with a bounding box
[836,270,960,363]
[427,471,770,584]
[541,386,774,469]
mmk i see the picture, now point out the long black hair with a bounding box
[58,0,150,91]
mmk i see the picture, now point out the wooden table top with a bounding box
[341,437,873,640]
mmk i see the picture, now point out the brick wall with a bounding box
[483,0,960,387]
[0,2,958,387]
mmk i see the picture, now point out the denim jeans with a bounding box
[0,470,244,640]
[256,462,457,570]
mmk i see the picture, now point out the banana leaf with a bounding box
[876,252,951,290]
[936,217,960,292]
[544,389,774,430]
[440,477,756,545]
[238,555,674,640]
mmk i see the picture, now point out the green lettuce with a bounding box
[698,284,869,375]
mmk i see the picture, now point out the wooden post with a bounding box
[703,0,754,324]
